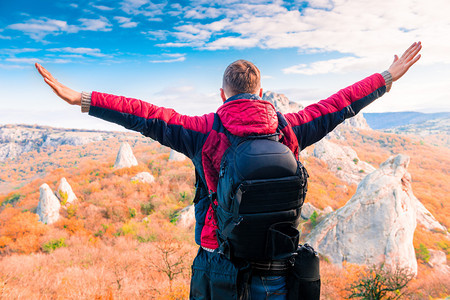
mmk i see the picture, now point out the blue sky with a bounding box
[0,0,449,131]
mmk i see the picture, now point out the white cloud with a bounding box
[307,0,334,9]
[114,16,131,23]
[78,17,112,31]
[5,57,43,64]
[156,42,191,48]
[282,57,381,75]
[149,53,186,63]
[152,0,450,71]
[49,59,72,64]
[162,53,185,58]
[143,30,169,40]
[204,37,260,50]
[8,18,71,40]
[8,17,112,40]
[120,0,166,17]
[147,17,163,22]
[114,16,138,28]
[121,22,138,28]
[1,48,41,54]
[47,47,110,57]
[92,4,114,11]
[0,63,26,69]
[55,54,84,58]
[184,7,222,19]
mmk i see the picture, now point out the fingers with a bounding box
[402,42,418,57]
[406,54,421,69]
[401,42,422,62]
[43,77,59,91]
[388,42,422,82]
[35,63,57,82]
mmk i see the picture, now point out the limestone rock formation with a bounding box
[37,183,61,224]
[341,113,371,130]
[114,142,138,168]
[169,149,186,161]
[326,113,371,141]
[416,200,447,232]
[307,154,418,274]
[56,177,77,204]
[131,172,155,184]
[301,202,333,220]
[262,91,303,114]
[313,139,375,185]
[301,203,319,220]
[177,205,195,229]
[428,250,450,274]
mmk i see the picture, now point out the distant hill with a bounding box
[0,124,121,161]
[364,112,450,130]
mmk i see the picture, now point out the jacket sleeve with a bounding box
[88,92,214,158]
[284,73,387,150]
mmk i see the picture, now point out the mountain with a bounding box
[364,112,449,130]
[0,124,117,161]
[262,91,303,114]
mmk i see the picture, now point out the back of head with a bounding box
[223,60,261,96]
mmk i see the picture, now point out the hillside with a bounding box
[364,112,450,129]
[0,122,449,298]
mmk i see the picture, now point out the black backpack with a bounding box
[212,116,308,261]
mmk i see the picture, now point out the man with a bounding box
[36,41,422,299]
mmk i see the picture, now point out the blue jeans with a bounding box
[250,275,288,299]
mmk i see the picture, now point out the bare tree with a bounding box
[148,240,191,292]
[347,264,415,300]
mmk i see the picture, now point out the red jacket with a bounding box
[88,73,387,249]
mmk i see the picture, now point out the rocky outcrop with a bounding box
[416,201,447,232]
[307,154,418,274]
[341,113,371,130]
[299,147,311,158]
[37,183,61,224]
[428,250,450,274]
[56,177,77,204]
[301,202,333,220]
[169,149,186,162]
[0,124,110,161]
[114,142,138,168]
[326,113,371,141]
[131,172,155,184]
[0,143,25,161]
[313,139,375,185]
[262,91,303,114]
[177,205,195,229]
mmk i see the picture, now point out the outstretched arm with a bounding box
[35,63,213,158]
[285,42,422,150]
[35,63,82,106]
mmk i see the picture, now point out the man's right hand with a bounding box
[35,63,82,106]
[388,41,422,82]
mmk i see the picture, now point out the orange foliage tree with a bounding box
[0,211,48,254]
